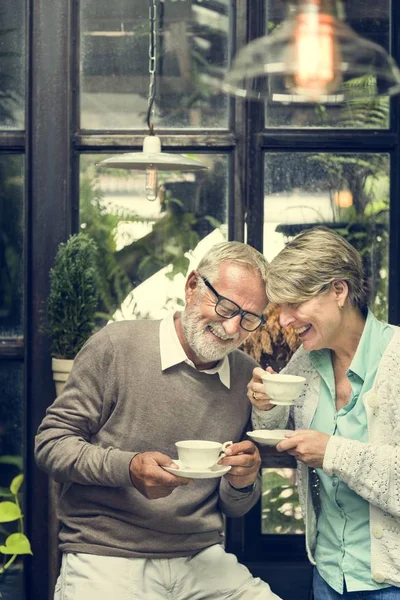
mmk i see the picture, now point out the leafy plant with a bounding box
[261,469,304,534]
[42,233,99,359]
[0,464,32,575]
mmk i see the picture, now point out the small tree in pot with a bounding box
[42,232,99,396]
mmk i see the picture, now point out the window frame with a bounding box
[17,2,400,600]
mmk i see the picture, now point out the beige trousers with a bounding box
[54,544,281,600]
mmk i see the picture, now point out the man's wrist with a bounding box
[228,481,256,493]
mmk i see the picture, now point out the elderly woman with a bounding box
[248,227,400,600]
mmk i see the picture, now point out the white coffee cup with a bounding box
[175,440,233,470]
[261,372,306,405]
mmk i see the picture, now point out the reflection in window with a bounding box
[262,468,304,534]
[264,0,390,128]
[79,153,228,320]
[80,0,229,129]
[0,1,25,129]
[0,155,24,336]
[264,152,390,320]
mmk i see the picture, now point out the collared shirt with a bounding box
[159,313,231,389]
[310,310,394,594]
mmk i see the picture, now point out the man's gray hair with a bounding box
[196,241,268,285]
[266,226,369,313]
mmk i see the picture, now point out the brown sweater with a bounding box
[35,320,260,558]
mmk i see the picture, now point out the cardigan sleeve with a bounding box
[323,435,400,517]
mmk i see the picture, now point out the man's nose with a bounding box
[279,305,295,328]
[222,314,242,335]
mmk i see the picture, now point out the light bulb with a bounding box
[145,166,158,201]
[286,0,342,99]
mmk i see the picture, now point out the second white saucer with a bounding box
[163,460,231,479]
[247,429,292,446]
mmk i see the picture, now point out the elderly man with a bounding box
[35,241,281,600]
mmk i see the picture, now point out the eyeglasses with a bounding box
[199,274,265,332]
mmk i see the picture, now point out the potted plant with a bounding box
[42,232,99,396]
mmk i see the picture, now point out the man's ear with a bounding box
[185,270,199,301]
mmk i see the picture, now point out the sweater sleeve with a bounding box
[35,328,134,488]
[252,405,290,430]
[323,435,400,517]
[217,475,261,517]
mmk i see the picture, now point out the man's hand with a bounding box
[219,441,261,489]
[129,452,192,499]
[247,366,277,411]
[276,430,330,468]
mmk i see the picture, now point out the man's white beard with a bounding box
[181,302,241,363]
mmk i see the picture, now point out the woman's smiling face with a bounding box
[278,283,346,351]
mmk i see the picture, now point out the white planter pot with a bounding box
[51,357,74,397]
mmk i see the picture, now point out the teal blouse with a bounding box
[310,310,393,593]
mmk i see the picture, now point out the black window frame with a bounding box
[1,1,395,600]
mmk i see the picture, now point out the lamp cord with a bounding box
[146,0,158,133]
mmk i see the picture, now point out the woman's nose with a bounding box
[279,305,294,328]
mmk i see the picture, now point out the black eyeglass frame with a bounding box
[198,274,266,332]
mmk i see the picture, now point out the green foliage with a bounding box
[80,165,140,321]
[0,467,32,575]
[42,233,99,359]
[261,469,304,534]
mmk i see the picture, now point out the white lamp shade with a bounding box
[98,136,208,172]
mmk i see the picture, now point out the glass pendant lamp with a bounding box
[222,0,400,103]
[98,0,207,201]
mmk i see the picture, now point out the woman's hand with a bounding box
[276,430,330,468]
[247,366,277,411]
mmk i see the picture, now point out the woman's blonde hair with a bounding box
[266,226,369,313]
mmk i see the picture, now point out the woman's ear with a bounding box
[332,280,349,307]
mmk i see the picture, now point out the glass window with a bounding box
[262,468,304,534]
[0,155,24,336]
[80,153,229,320]
[0,1,25,129]
[264,0,390,129]
[264,152,390,320]
[80,0,230,129]
[0,361,24,596]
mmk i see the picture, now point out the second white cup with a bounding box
[175,440,232,470]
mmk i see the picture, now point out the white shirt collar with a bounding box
[159,313,231,389]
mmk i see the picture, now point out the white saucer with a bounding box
[163,460,231,479]
[247,430,292,446]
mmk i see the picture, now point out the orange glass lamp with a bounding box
[289,0,341,99]
[222,0,400,103]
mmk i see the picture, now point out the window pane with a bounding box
[262,468,304,534]
[264,0,390,128]
[80,0,229,129]
[80,153,228,319]
[0,155,24,336]
[0,361,24,595]
[264,152,390,320]
[0,1,25,129]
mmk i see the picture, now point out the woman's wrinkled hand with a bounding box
[276,430,330,469]
[247,366,277,411]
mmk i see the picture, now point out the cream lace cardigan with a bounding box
[253,326,400,588]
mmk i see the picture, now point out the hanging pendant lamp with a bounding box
[222,0,400,104]
[98,0,207,201]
